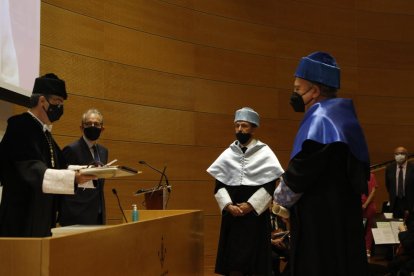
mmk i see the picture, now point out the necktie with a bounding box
[92,145,100,163]
[92,144,102,214]
[398,165,404,198]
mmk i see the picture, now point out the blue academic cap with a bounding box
[295,52,340,89]
[234,107,260,127]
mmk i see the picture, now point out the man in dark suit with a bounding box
[385,146,414,219]
[58,108,108,226]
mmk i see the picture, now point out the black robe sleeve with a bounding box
[284,140,368,195]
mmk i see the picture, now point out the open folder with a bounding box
[79,165,140,178]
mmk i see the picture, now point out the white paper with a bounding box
[376,221,391,228]
[68,165,88,170]
[372,221,404,244]
[78,180,95,189]
[372,227,398,244]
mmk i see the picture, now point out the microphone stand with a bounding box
[112,188,128,223]
[138,161,170,191]
[157,166,167,189]
[137,161,172,209]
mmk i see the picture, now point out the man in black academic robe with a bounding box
[207,107,284,275]
[0,73,96,237]
[274,52,370,276]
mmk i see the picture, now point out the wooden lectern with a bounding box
[137,185,171,210]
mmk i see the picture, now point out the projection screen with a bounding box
[0,0,40,106]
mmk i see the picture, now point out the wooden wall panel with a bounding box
[363,125,414,157]
[42,47,282,117]
[357,67,414,97]
[42,3,279,87]
[356,11,414,42]
[357,39,414,70]
[164,0,280,26]
[191,81,280,118]
[166,0,356,30]
[273,2,356,37]
[356,0,414,14]
[106,0,279,57]
[273,29,358,66]
[356,96,414,125]
[42,4,105,58]
[289,0,355,9]
[43,0,105,18]
[40,48,106,99]
[47,0,359,68]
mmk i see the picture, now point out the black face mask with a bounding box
[84,126,102,141]
[289,85,315,113]
[236,132,251,145]
[289,92,306,112]
[44,101,64,122]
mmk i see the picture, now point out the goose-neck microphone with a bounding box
[138,160,170,188]
[112,188,128,223]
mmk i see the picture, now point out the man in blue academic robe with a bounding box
[274,52,370,276]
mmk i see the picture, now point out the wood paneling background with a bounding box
[12,0,414,274]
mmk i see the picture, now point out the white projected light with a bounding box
[0,0,40,105]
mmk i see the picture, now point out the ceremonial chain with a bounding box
[43,131,56,168]
[29,113,56,168]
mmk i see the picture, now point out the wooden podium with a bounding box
[137,185,171,210]
[0,210,203,276]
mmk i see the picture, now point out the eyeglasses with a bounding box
[47,96,64,106]
[83,122,102,128]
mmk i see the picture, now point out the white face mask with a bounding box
[395,154,406,164]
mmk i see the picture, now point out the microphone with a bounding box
[138,160,170,189]
[135,188,146,194]
[112,188,128,223]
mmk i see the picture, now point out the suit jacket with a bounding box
[58,137,108,226]
[385,161,414,212]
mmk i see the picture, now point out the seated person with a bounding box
[271,214,290,276]
[387,212,414,275]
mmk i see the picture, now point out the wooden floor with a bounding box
[368,256,390,276]
[368,244,394,276]
[204,250,391,276]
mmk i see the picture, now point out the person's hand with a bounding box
[272,203,281,214]
[226,204,244,217]
[271,237,287,249]
[398,224,407,232]
[75,172,97,184]
[237,202,253,214]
